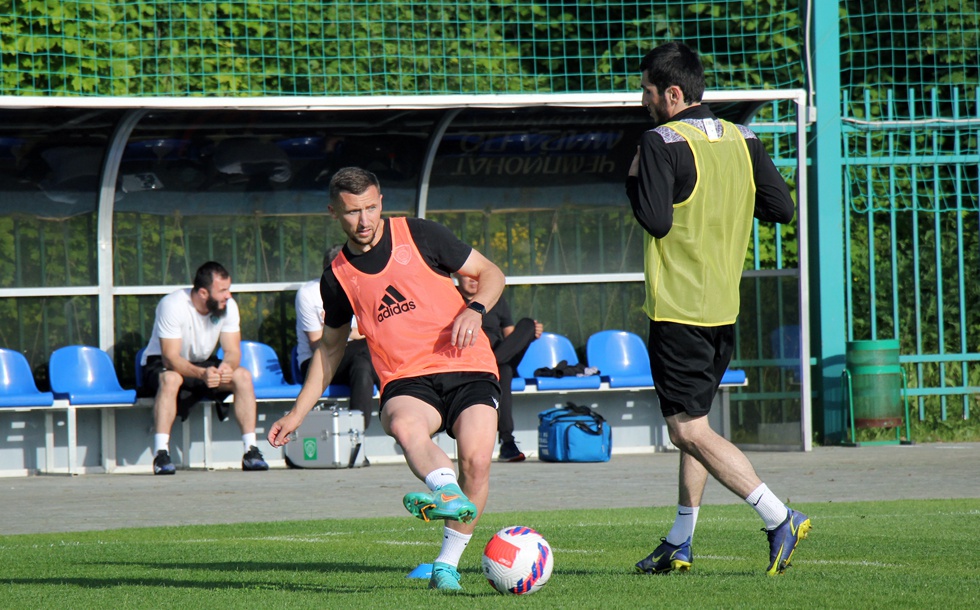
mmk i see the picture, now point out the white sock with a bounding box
[154,433,170,454]
[242,432,257,451]
[665,505,700,546]
[434,526,471,567]
[424,468,458,491]
[746,483,789,530]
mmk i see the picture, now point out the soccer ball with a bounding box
[481,526,554,595]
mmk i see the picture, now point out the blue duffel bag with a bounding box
[537,402,612,462]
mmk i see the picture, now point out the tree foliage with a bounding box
[1,1,805,96]
[2,1,978,434]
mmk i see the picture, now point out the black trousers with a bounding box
[493,318,537,443]
[301,339,379,429]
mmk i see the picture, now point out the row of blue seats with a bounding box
[0,343,355,410]
[514,330,746,392]
[267,330,745,394]
[0,346,137,409]
[224,332,745,395]
[1,331,747,410]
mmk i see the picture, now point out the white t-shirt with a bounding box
[141,288,241,365]
[294,279,325,367]
[295,278,358,367]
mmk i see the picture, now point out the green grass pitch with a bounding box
[1,499,977,609]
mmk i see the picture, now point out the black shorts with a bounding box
[139,356,232,421]
[647,320,735,418]
[380,372,500,439]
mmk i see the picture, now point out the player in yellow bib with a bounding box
[626,42,809,576]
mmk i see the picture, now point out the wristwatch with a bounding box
[467,301,487,316]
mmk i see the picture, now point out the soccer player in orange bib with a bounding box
[269,167,504,591]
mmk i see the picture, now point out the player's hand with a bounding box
[268,411,303,447]
[451,308,483,348]
[204,366,222,388]
[217,363,234,385]
[534,320,544,339]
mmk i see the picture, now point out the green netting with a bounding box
[839,2,980,215]
[841,1,980,120]
[0,0,804,97]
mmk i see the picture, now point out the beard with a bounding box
[347,224,377,246]
[650,97,669,126]
[206,296,227,319]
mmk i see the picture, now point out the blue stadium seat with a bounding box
[516,332,601,391]
[290,345,357,398]
[238,340,303,400]
[586,330,654,388]
[49,345,137,405]
[0,348,55,408]
[322,384,354,399]
[721,368,747,386]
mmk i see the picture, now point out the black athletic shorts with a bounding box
[647,320,735,418]
[139,356,232,421]
[380,372,500,439]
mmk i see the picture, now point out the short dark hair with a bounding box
[323,244,344,269]
[193,261,230,291]
[639,42,705,104]
[328,167,380,205]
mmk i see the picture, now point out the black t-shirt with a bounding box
[625,104,796,238]
[320,217,472,328]
[481,295,515,349]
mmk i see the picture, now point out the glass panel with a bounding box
[427,107,651,276]
[113,109,439,286]
[498,283,647,350]
[730,273,802,447]
[0,295,98,388]
[431,208,645,277]
[0,109,121,288]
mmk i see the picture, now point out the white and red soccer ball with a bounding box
[481,526,554,595]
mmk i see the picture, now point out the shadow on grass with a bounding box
[3,576,340,593]
[4,561,501,595]
[86,560,401,574]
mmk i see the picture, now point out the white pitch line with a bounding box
[805,559,901,568]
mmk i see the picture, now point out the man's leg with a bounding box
[222,366,267,471]
[494,318,537,365]
[151,370,183,475]
[385,396,478,522]
[382,395,456,482]
[426,402,497,590]
[344,340,378,430]
[677,451,709,508]
[638,413,771,575]
[666,413,811,575]
[636,450,707,574]
[152,372,181,440]
[666,413,761,497]
[447,402,497,529]
[493,318,536,457]
[494,364,521,456]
